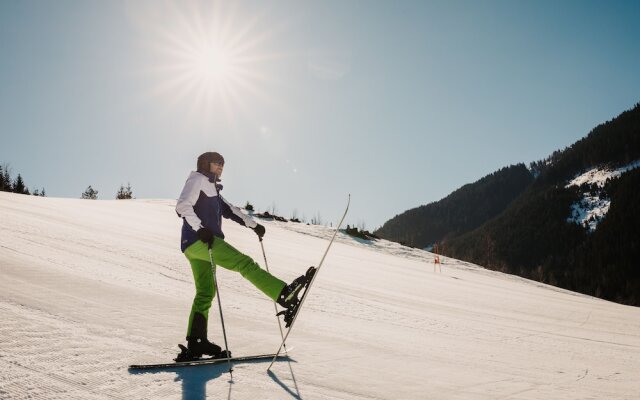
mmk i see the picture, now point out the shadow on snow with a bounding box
[129,357,300,400]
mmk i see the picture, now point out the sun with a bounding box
[195,46,232,84]
[188,38,236,87]
[132,1,282,125]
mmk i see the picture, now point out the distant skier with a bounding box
[175,151,310,360]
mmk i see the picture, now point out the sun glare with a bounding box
[134,1,283,125]
[192,42,234,85]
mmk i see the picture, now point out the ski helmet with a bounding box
[197,152,225,172]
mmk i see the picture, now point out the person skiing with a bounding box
[175,151,311,360]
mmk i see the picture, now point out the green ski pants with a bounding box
[184,238,286,337]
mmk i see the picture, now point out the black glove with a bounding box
[252,223,266,240]
[197,228,214,247]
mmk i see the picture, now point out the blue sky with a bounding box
[1,0,639,230]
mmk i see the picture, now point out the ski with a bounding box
[129,352,288,370]
[267,194,351,370]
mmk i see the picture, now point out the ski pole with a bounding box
[209,246,233,378]
[259,238,289,352]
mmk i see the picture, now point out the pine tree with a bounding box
[33,188,40,196]
[13,174,26,194]
[4,169,10,191]
[1,164,12,192]
[40,188,46,197]
[115,182,133,199]
[82,185,98,200]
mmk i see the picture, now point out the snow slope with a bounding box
[566,160,640,188]
[1,192,639,399]
[566,160,640,231]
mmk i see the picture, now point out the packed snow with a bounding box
[1,192,639,399]
[565,160,640,231]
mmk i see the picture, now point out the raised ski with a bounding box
[267,194,351,370]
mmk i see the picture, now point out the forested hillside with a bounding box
[377,103,640,305]
[375,164,533,248]
[446,104,640,305]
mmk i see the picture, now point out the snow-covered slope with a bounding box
[566,160,640,231]
[566,160,640,188]
[1,192,639,399]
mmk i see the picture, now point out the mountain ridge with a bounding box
[376,102,640,305]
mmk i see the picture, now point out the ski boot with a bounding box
[175,312,231,362]
[277,266,316,327]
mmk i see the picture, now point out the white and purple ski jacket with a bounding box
[176,171,257,252]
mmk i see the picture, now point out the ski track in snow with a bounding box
[1,192,640,399]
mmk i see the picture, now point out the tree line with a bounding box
[81,183,134,200]
[1,162,134,200]
[0,164,45,196]
[375,164,534,248]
